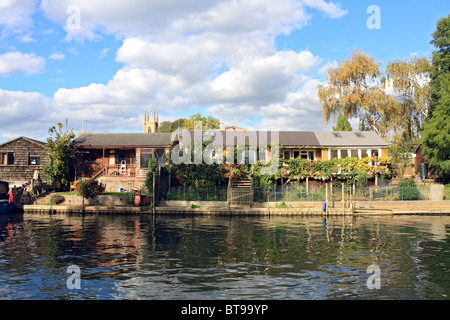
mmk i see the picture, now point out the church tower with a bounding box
[144,108,159,133]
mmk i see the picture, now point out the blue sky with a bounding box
[0,0,448,142]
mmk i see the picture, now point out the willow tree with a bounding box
[318,50,397,138]
[386,56,431,141]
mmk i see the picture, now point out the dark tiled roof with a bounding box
[72,133,173,147]
[71,131,389,148]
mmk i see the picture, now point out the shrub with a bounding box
[49,194,65,204]
[76,179,104,200]
[398,177,420,200]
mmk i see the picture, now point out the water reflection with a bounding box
[0,213,449,300]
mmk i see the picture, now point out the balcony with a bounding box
[106,164,136,177]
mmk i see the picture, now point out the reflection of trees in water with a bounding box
[0,214,449,299]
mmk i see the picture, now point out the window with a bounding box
[140,148,154,168]
[282,150,291,159]
[299,150,314,160]
[29,153,41,165]
[332,132,342,138]
[0,152,14,165]
[329,149,338,159]
[154,148,166,165]
[354,132,364,138]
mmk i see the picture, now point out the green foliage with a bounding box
[49,194,65,205]
[252,156,391,184]
[429,14,450,108]
[125,191,137,205]
[43,121,76,190]
[158,113,221,132]
[174,162,225,188]
[145,157,160,192]
[333,113,352,131]
[76,179,104,199]
[421,15,450,177]
[355,170,368,188]
[398,177,420,200]
[388,136,415,178]
[275,201,289,208]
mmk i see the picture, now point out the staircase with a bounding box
[231,178,252,188]
[228,177,254,206]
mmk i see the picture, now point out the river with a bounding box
[0,213,449,300]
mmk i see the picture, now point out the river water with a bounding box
[0,213,449,300]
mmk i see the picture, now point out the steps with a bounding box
[231,179,252,188]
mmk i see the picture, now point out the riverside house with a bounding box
[71,133,174,192]
[181,129,389,163]
[0,136,49,186]
[71,109,389,190]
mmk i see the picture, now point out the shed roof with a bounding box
[0,136,46,148]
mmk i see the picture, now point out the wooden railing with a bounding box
[106,164,136,177]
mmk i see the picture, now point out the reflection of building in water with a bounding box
[94,219,146,272]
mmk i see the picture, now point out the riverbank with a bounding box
[22,199,450,215]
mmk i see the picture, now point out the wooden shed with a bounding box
[0,136,49,185]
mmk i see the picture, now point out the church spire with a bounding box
[144,105,159,133]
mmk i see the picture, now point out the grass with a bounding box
[444,184,450,200]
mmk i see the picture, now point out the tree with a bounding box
[421,15,450,177]
[386,56,431,140]
[158,119,187,132]
[144,156,159,192]
[318,50,397,138]
[183,113,222,130]
[319,50,432,141]
[333,113,352,131]
[158,114,221,132]
[388,134,415,179]
[429,14,450,110]
[43,121,76,190]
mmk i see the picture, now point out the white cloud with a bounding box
[49,52,66,61]
[0,0,351,141]
[0,52,45,75]
[302,0,348,19]
[0,0,37,35]
[0,89,53,141]
[99,48,110,58]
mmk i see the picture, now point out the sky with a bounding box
[0,0,448,143]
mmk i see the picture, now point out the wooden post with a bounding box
[342,182,345,215]
[325,183,328,215]
[330,179,333,200]
[152,172,156,215]
[306,177,309,195]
